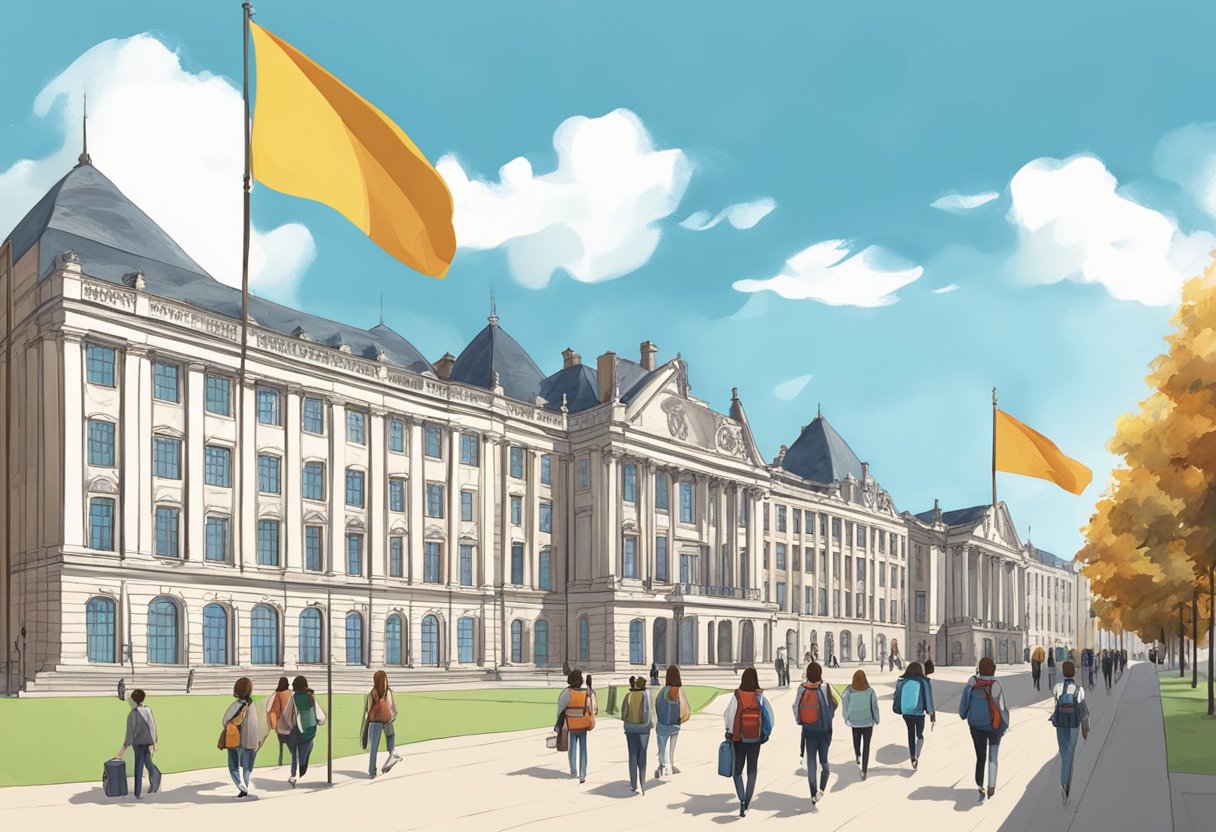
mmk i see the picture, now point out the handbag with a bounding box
[717,740,735,777]
[218,702,249,750]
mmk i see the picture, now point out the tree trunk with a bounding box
[1192,588,1199,689]
[1208,563,1214,716]
[1180,602,1186,678]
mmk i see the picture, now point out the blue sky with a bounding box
[4,1,1216,556]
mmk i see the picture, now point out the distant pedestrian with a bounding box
[1047,650,1058,688]
[563,659,571,677]
[724,667,774,817]
[1083,648,1096,688]
[265,676,292,766]
[557,669,597,783]
[279,675,325,787]
[1031,646,1045,691]
[118,677,126,701]
[621,676,652,795]
[1051,660,1090,805]
[924,659,935,677]
[220,677,261,798]
[654,665,690,779]
[960,657,1010,800]
[649,662,660,687]
[893,661,935,769]
[365,670,402,778]
[858,640,867,664]
[1120,649,1128,673]
[842,669,878,781]
[114,689,161,798]
[795,662,838,805]
[774,652,787,688]
[1101,650,1114,693]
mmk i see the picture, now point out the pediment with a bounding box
[624,368,755,463]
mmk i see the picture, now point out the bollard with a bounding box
[606,684,619,714]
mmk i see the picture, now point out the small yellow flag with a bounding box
[249,22,455,277]
[995,409,1092,495]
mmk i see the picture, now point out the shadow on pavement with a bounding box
[665,791,741,819]
[507,766,571,780]
[750,789,813,817]
[906,784,986,812]
[876,743,910,764]
[995,751,1068,832]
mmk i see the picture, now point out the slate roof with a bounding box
[539,363,600,413]
[780,415,865,484]
[912,504,991,527]
[1031,546,1073,571]
[449,319,546,402]
[4,163,435,375]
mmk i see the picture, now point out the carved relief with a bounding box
[661,397,690,440]
[81,281,136,312]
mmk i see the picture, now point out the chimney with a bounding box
[640,340,658,371]
[597,351,617,403]
[562,347,581,369]
[933,498,942,525]
[434,352,456,380]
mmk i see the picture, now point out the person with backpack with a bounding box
[795,662,838,804]
[279,675,325,787]
[723,667,775,817]
[1047,650,1058,689]
[220,677,261,798]
[1083,648,1095,688]
[557,669,597,783]
[1031,646,1045,691]
[365,670,402,778]
[620,676,653,794]
[1101,650,1114,693]
[114,688,161,798]
[654,665,690,779]
[841,669,879,781]
[1051,660,1090,805]
[893,661,935,769]
[265,676,292,767]
[960,657,1010,800]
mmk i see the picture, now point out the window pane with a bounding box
[251,605,279,665]
[258,454,281,494]
[303,462,326,501]
[85,344,117,386]
[424,542,441,583]
[346,534,363,576]
[511,620,523,663]
[257,388,280,425]
[460,433,479,466]
[458,617,474,663]
[460,544,473,586]
[576,457,589,489]
[153,436,181,479]
[460,490,474,521]
[205,375,231,416]
[205,516,230,562]
[424,426,442,458]
[205,446,232,487]
[535,620,549,665]
[623,536,637,579]
[305,526,323,572]
[623,464,636,503]
[346,411,366,444]
[510,496,522,525]
[302,397,325,433]
[655,536,668,582]
[147,599,179,664]
[152,361,179,403]
[679,480,693,523]
[389,418,405,453]
[539,502,552,533]
[538,550,551,590]
[426,484,444,518]
[154,506,180,557]
[385,615,404,665]
[510,447,523,478]
[389,479,405,512]
[511,543,524,585]
[346,613,364,666]
[655,474,668,510]
[86,598,116,663]
[87,419,115,467]
[346,469,365,507]
[299,609,322,664]
[257,519,280,566]
[540,454,551,485]
[89,498,115,551]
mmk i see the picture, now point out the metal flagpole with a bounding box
[991,388,998,512]
[327,585,333,784]
[239,2,254,574]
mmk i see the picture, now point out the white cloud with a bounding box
[732,239,924,307]
[1007,155,1215,306]
[436,109,691,288]
[773,374,812,401]
[931,191,1000,213]
[0,36,315,304]
[933,283,960,294]
[679,197,776,231]
[1154,122,1216,219]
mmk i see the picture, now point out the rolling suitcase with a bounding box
[717,740,734,777]
[103,759,128,797]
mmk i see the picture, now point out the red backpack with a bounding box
[797,682,823,726]
[733,691,762,742]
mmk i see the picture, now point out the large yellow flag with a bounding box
[995,409,1092,495]
[249,22,455,277]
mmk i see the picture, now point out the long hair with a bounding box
[292,675,310,692]
[371,670,389,702]
[851,669,869,691]
[806,662,823,683]
[903,662,924,679]
[276,676,290,693]
[665,665,682,687]
[740,667,760,692]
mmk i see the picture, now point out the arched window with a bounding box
[421,614,439,666]
[299,608,323,664]
[251,604,279,665]
[86,597,116,663]
[385,614,404,666]
[577,615,590,664]
[202,603,229,665]
[510,619,523,663]
[534,620,550,666]
[346,612,364,666]
[629,618,644,664]
[147,598,180,664]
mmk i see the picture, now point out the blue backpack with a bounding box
[1053,679,1081,729]
[894,678,923,715]
[656,687,681,726]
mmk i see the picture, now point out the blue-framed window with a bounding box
[389,536,404,578]
[425,483,444,518]
[257,454,281,494]
[655,536,669,582]
[511,619,523,663]
[623,536,638,579]
[623,463,637,503]
[203,604,229,664]
[457,617,474,663]
[424,425,442,458]
[345,612,364,666]
[346,534,363,576]
[460,544,473,586]
[89,497,115,551]
[152,361,180,403]
[256,388,280,426]
[576,457,589,489]
[534,620,549,666]
[680,552,696,584]
[154,506,180,558]
[205,374,231,416]
[655,473,669,510]
[205,516,230,562]
[819,588,829,616]
[302,397,324,434]
[86,597,116,663]
[251,604,279,665]
[539,502,552,533]
[87,419,115,467]
[385,614,404,665]
[205,445,231,487]
[679,478,694,523]
[388,418,405,453]
[299,609,323,664]
[511,543,524,585]
[509,447,524,478]
[460,433,479,466]
[85,344,116,386]
[346,410,366,444]
[424,542,441,583]
[345,468,365,508]
[776,581,787,610]
[389,478,405,512]
[147,598,179,664]
[538,549,552,590]
[540,454,551,485]
[629,619,644,664]
[152,436,181,479]
[421,615,439,666]
[510,496,522,526]
[303,461,325,501]
[460,490,474,521]
[304,525,323,572]
[776,543,786,571]
[578,616,590,664]
[256,519,280,566]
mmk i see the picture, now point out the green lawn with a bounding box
[0,686,726,787]
[1157,672,1216,775]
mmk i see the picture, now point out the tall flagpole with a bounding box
[991,387,998,512]
[239,3,254,573]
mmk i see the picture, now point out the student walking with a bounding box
[1047,650,1058,688]
[960,657,1010,800]
[557,669,597,783]
[723,667,775,817]
[265,677,292,766]
[893,662,935,769]
[654,665,690,779]
[279,675,325,787]
[841,669,879,780]
[365,671,402,778]
[621,676,652,795]
[649,662,660,687]
[1083,648,1096,688]
[220,677,261,798]
[1031,646,1046,691]
[114,689,161,798]
[1101,650,1114,692]
[1051,660,1090,805]
[794,662,837,805]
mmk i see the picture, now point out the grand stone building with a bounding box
[2,158,931,694]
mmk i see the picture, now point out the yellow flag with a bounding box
[995,409,1092,495]
[249,22,455,277]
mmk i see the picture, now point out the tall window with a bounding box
[426,484,445,518]
[152,436,181,479]
[389,478,406,512]
[85,344,116,386]
[655,474,669,510]
[576,457,589,489]
[89,497,116,551]
[147,598,179,664]
[539,502,552,533]
[154,506,180,558]
[656,536,669,582]
[345,468,365,508]
[251,604,279,665]
[205,445,232,487]
[87,420,116,467]
[623,536,638,579]
[819,588,828,616]
[256,388,280,425]
[152,361,180,402]
[857,524,867,548]
[511,543,524,585]
[578,616,590,663]
[460,490,474,521]
[460,544,474,586]
[257,454,281,494]
[424,426,442,458]
[510,496,522,525]
[793,510,801,535]
[385,614,405,666]
[679,478,693,523]
[540,454,551,485]
[205,516,230,562]
[299,609,323,664]
[460,433,479,465]
[205,375,231,416]
[738,500,749,527]
[424,542,441,583]
[86,597,116,663]
[346,612,364,665]
[776,543,786,570]
[534,620,550,666]
[304,525,323,572]
[302,397,325,434]
[510,447,524,478]
[629,619,644,664]
[511,619,523,663]
[388,418,406,453]
[776,505,787,532]
[346,534,363,576]
[915,592,927,623]
[303,462,325,501]
[623,464,637,503]
[538,549,552,590]
[680,551,697,584]
[346,410,366,444]
[257,519,280,566]
[457,617,475,663]
[389,537,404,578]
[776,582,787,610]
[421,615,439,666]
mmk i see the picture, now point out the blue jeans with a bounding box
[1056,726,1079,787]
[625,731,649,789]
[568,730,588,779]
[132,744,159,797]
[803,731,831,794]
[656,724,679,771]
[368,722,396,774]
[289,731,314,778]
[731,741,761,806]
[227,747,255,790]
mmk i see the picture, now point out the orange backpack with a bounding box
[733,691,762,742]
[565,689,595,731]
[797,682,823,726]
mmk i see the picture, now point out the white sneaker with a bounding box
[811,792,819,805]
[288,777,297,788]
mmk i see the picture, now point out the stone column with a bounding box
[369,409,387,581]
[446,428,459,586]
[640,460,654,583]
[601,450,618,581]
[121,345,151,558]
[183,363,206,560]
[61,331,86,548]
[284,389,303,571]
[328,400,346,576]
[407,419,423,583]
[961,546,971,619]
[479,434,497,589]
[237,375,256,571]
